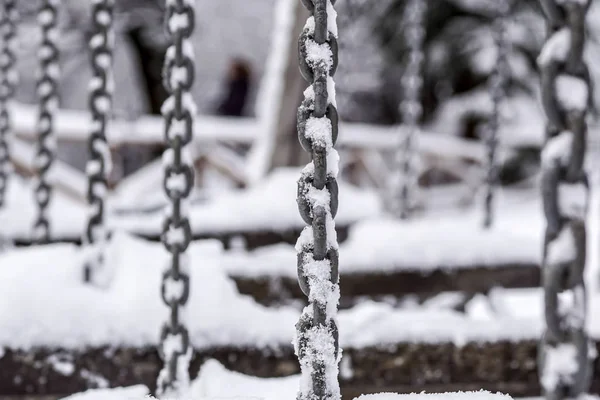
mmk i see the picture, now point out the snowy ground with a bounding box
[0,168,381,240]
[0,229,599,352]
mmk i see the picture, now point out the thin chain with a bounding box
[156,0,196,396]
[83,0,114,283]
[0,0,16,210]
[483,0,510,229]
[295,1,341,399]
[395,0,425,219]
[33,0,60,244]
[538,1,594,399]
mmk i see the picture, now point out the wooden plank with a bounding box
[231,263,540,307]
[0,341,598,400]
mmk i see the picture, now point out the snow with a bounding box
[1,229,600,351]
[112,168,380,235]
[538,28,571,66]
[58,385,149,400]
[225,189,541,278]
[556,75,589,112]
[355,393,513,400]
[541,131,572,167]
[546,226,576,266]
[540,343,578,392]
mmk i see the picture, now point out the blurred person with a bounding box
[216,58,252,117]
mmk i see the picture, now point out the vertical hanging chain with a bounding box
[0,0,16,210]
[83,0,114,283]
[537,1,594,399]
[395,0,425,219]
[295,1,341,400]
[156,0,196,396]
[483,0,510,229]
[33,0,60,244]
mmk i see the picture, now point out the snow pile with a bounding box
[0,232,297,349]
[58,385,149,399]
[112,168,381,235]
[0,231,598,351]
[225,190,542,277]
[354,392,513,400]
[0,175,86,239]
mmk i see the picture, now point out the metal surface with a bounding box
[537,1,594,399]
[33,0,60,244]
[296,0,341,399]
[83,0,115,284]
[156,0,196,396]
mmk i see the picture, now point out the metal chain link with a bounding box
[395,0,425,219]
[156,0,196,396]
[537,1,595,399]
[483,0,510,229]
[33,0,60,244]
[0,0,16,211]
[83,0,115,283]
[295,1,341,399]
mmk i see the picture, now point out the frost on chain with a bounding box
[556,75,589,112]
[558,181,588,220]
[541,343,578,391]
[538,28,571,66]
[557,285,586,330]
[297,323,341,400]
[546,226,576,266]
[541,131,573,168]
[305,117,333,150]
[303,76,337,108]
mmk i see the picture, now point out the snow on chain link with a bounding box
[296,1,342,400]
[537,1,595,399]
[33,0,60,244]
[157,0,196,397]
[83,0,114,285]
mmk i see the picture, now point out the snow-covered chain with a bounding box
[296,1,341,400]
[157,0,197,397]
[0,0,16,214]
[537,0,594,399]
[83,0,114,286]
[33,0,60,244]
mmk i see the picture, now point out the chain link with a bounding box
[483,0,510,229]
[394,0,425,219]
[33,0,60,244]
[537,1,595,399]
[0,0,16,212]
[156,0,196,396]
[83,0,115,283]
[295,1,341,399]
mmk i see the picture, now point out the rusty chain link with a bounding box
[0,0,16,213]
[483,0,510,229]
[156,0,196,396]
[83,0,114,284]
[537,1,594,399]
[33,0,60,244]
[295,1,341,399]
[395,0,425,219]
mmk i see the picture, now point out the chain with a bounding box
[483,0,510,229]
[156,0,196,396]
[33,0,60,244]
[395,0,426,219]
[0,0,16,211]
[83,0,115,283]
[295,1,341,399]
[537,1,594,399]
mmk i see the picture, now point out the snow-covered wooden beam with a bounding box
[10,101,500,163]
